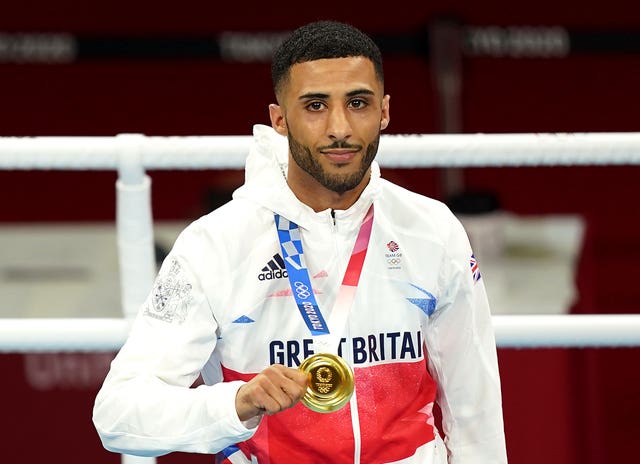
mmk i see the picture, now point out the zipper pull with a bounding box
[331,209,336,226]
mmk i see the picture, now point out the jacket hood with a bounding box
[233,124,381,229]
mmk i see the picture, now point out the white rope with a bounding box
[0,136,251,169]
[1,132,639,354]
[121,455,155,464]
[1,315,639,352]
[0,319,129,352]
[1,132,640,169]
[493,314,640,348]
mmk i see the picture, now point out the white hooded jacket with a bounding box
[93,125,507,463]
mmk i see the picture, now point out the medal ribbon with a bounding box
[275,205,374,351]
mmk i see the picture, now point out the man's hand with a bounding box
[235,364,309,421]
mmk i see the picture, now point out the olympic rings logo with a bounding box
[294,281,311,299]
[387,258,402,266]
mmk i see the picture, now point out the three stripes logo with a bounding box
[258,254,289,281]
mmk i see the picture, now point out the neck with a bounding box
[287,167,370,213]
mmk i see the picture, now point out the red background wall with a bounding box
[1,1,639,463]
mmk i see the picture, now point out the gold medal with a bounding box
[299,353,354,413]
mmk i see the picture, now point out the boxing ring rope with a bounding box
[1,314,640,352]
[2,131,640,351]
[2,132,639,464]
[2,132,640,169]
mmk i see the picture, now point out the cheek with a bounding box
[352,111,382,130]
[358,118,383,140]
[288,119,322,146]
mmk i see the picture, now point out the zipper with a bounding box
[329,207,361,462]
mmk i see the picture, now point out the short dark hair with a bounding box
[271,20,384,96]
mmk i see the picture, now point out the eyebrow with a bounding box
[346,88,375,97]
[298,92,329,100]
[298,88,376,101]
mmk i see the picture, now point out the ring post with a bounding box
[115,133,158,464]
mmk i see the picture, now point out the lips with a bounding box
[321,150,359,163]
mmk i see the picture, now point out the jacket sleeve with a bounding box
[92,225,258,457]
[424,214,508,463]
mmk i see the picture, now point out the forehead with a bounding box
[285,57,382,97]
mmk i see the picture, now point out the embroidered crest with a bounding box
[144,259,193,324]
[385,240,402,270]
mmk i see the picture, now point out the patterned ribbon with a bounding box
[275,205,374,351]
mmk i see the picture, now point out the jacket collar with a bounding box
[233,124,381,231]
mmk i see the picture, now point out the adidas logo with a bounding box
[258,254,289,281]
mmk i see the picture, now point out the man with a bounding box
[93,20,507,463]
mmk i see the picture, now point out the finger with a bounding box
[236,372,287,420]
[253,392,284,416]
[249,365,308,415]
[282,366,311,387]
[279,383,299,404]
[266,382,296,410]
[263,379,304,412]
[280,376,307,403]
[264,365,309,394]
[273,370,307,401]
[251,375,292,413]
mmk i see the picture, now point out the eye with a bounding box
[306,101,325,111]
[348,98,368,109]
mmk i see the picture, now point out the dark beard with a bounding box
[287,130,380,194]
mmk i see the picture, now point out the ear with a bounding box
[269,104,287,136]
[380,94,391,131]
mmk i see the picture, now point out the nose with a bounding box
[326,106,352,141]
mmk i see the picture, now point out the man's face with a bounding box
[270,57,390,195]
